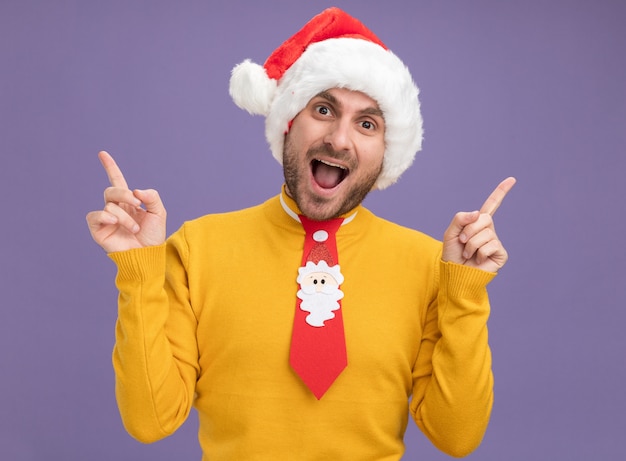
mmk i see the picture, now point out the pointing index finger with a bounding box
[98,151,129,189]
[479,177,517,216]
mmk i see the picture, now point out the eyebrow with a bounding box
[316,90,385,119]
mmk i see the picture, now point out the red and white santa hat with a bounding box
[229,7,423,190]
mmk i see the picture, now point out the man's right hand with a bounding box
[86,151,167,253]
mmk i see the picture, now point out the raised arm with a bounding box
[86,152,197,442]
[412,177,516,456]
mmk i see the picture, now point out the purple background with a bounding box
[1,0,625,459]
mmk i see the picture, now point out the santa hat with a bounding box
[229,7,423,190]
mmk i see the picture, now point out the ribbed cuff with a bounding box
[439,260,496,301]
[108,244,166,282]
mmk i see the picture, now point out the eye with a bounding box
[360,120,375,130]
[315,105,331,116]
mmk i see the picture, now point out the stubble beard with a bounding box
[283,141,382,221]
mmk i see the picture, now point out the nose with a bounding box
[324,118,353,152]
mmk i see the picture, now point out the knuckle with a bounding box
[103,202,118,214]
[479,213,493,226]
[103,186,121,202]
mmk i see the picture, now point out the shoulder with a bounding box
[170,200,271,246]
[364,208,441,252]
[188,201,266,228]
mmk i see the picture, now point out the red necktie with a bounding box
[289,215,347,399]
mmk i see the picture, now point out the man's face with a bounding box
[283,88,386,221]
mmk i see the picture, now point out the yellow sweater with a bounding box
[109,190,496,460]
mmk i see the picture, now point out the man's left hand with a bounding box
[442,177,516,273]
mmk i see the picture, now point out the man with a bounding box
[86,7,515,460]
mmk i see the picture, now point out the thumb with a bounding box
[444,210,479,241]
[134,189,166,217]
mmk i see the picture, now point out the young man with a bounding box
[86,7,515,460]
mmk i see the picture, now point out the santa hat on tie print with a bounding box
[229,7,423,190]
[306,237,335,267]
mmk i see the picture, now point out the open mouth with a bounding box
[311,159,348,189]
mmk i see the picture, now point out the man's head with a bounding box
[283,87,385,220]
[229,7,423,192]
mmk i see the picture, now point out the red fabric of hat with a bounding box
[264,7,388,80]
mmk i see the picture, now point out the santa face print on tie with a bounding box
[297,260,345,327]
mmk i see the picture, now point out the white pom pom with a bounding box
[229,60,277,116]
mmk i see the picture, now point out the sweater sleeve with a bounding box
[108,226,199,443]
[410,260,496,457]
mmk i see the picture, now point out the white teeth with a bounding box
[318,159,347,169]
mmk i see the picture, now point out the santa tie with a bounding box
[289,215,347,399]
